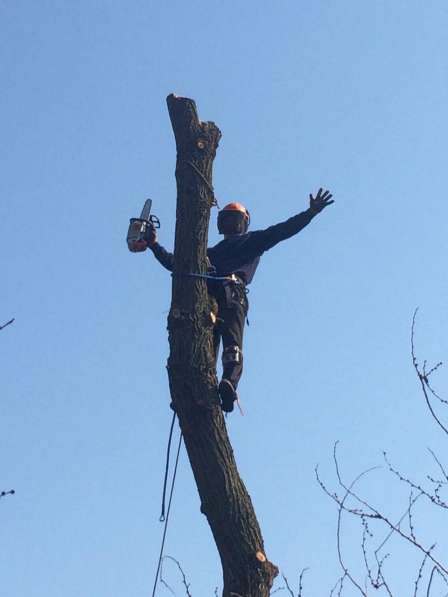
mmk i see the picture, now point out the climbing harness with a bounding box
[151,413,183,597]
[176,271,250,325]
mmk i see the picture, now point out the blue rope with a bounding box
[159,412,176,523]
[186,272,235,281]
[151,417,183,597]
[172,272,243,283]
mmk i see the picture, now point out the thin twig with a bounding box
[298,568,308,597]
[425,377,448,406]
[413,548,433,597]
[317,444,448,575]
[374,487,423,555]
[408,491,417,541]
[0,318,14,330]
[426,565,448,597]
[427,447,448,482]
[329,574,346,597]
[163,556,193,597]
[383,452,447,510]
[0,490,15,499]
[159,557,175,595]
[374,551,393,596]
[426,566,437,597]
[282,574,295,596]
[331,442,377,595]
[411,309,448,436]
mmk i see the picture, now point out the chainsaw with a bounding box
[126,199,160,252]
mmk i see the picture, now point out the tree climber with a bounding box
[138,188,334,413]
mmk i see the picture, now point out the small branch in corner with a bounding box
[0,490,15,499]
[0,318,15,331]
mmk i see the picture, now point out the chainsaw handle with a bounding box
[149,214,161,229]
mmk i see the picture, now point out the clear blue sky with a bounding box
[2,1,448,595]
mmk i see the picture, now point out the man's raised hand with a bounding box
[309,188,334,214]
[131,227,157,253]
[146,226,158,246]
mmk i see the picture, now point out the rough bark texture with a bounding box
[166,94,278,597]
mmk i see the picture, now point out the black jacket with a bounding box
[150,208,316,285]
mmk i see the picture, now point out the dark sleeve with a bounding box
[244,208,317,256]
[149,242,174,272]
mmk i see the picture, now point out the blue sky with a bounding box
[2,1,448,595]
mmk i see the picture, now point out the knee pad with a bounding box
[222,345,243,366]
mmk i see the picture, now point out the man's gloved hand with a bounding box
[132,240,149,252]
[132,226,157,252]
[145,225,157,246]
[309,188,334,214]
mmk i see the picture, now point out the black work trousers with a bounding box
[212,282,248,390]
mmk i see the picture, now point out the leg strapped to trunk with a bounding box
[222,345,243,366]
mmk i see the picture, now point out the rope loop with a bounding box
[151,413,183,597]
[183,161,220,208]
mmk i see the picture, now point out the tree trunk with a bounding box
[165,94,278,597]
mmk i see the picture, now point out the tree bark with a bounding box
[165,94,278,597]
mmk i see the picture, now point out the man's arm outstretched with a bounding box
[149,242,174,271]
[245,188,334,256]
[133,226,174,272]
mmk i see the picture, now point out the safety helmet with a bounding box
[217,202,250,235]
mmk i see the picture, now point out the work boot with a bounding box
[219,379,237,413]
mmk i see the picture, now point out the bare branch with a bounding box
[162,556,193,597]
[426,566,437,597]
[413,547,434,597]
[408,491,417,542]
[317,443,448,577]
[278,568,307,596]
[426,565,448,597]
[298,568,308,597]
[158,557,175,595]
[374,551,393,596]
[411,309,448,436]
[0,489,15,499]
[359,516,392,595]
[329,574,346,597]
[427,448,448,483]
[0,318,14,331]
[281,574,295,596]
[316,311,448,595]
[321,443,383,595]
[383,452,447,511]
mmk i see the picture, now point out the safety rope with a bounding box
[151,414,183,597]
[184,272,239,282]
[172,272,247,286]
[184,161,220,208]
[159,411,176,522]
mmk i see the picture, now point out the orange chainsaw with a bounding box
[126,199,160,252]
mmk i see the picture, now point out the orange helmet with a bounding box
[217,202,250,234]
[222,202,248,214]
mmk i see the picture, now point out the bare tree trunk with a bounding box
[166,94,278,597]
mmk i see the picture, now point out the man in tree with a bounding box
[139,188,334,413]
